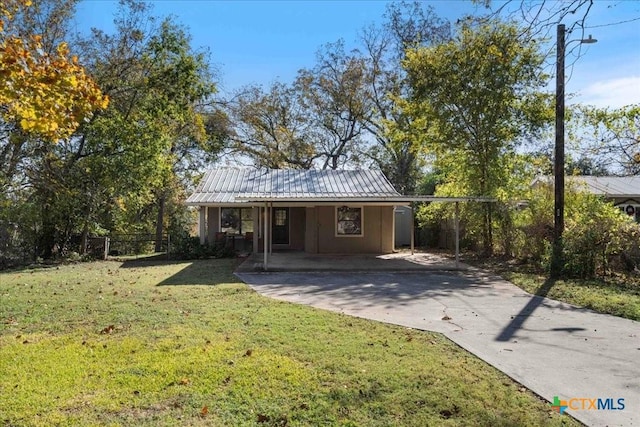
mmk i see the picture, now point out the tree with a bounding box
[296,41,369,170]
[571,104,640,175]
[402,20,551,254]
[0,0,108,141]
[359,1,451,193]
[1,0,223,259]
[227,82,318,169]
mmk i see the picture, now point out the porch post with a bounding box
[391,206,396,252]
[263,202,268,271]
[269,202,273,255]
[252,207,259,251]
[410,203,415,255]
[455,201,460,269]
[199,206,206,245]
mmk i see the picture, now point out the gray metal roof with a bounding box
[186,168,402,205]
[571,176,640,198]
[533,176,640,198]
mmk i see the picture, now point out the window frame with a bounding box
[335,205,364,238]
[220,207,254,235]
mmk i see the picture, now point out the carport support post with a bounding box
[455,201,460,269]
[410,203,415,255]
[263,202,268,271]
[199,206,206,245]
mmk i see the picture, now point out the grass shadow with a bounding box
[495,277,558,342]
[156,258,242,286]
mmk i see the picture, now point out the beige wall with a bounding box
[206,207,219,243]
[289,207,306,250]
[306,205,394,254]
[305,207,319,254]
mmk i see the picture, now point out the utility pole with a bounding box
[550,24,597,278]
[551,24,565,278]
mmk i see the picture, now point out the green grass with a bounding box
[467,257,640,321]
[1,259,579,426]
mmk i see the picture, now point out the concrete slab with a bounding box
[236,270,640,427]
[235,251,469,272]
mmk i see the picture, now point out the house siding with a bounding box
[206,207,219,243]
[305,207,319,254]
[289,207,306,250]
[311,205,394,253]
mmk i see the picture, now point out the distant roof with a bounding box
[532,176,640,198]
[186,168,401,205]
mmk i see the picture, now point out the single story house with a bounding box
[186,167,494,269]
[187,168,402,254]
[532,175,640,222]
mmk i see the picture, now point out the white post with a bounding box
[410,203,415,255]
[263,203,268,271]
[269,202,273,255]
[199,206,206,245]
[391,206,396,252]
[455,201,460,269]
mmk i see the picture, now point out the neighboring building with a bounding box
[186,168,402,254]
[394,206,412,247]
[532,175,640,222]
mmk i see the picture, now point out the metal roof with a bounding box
[186,168,402,205]
[533,176,640,198]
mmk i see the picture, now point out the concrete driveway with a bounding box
[236,270,639,427]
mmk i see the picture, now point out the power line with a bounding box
[585,16,640,29]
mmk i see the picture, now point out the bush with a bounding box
[512,183,638,278]
[170,234,236,260]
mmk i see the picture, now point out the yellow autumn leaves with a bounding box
[0,0,109,141]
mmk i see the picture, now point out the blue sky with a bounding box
[73,1,640,108]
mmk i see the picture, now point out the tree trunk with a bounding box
[40,201,55,259]
[154,194,165,252]
[80,222,89,255]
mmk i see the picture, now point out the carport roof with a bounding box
[186,167,495,206]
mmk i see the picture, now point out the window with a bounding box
[241,208,254,234]
[274,209,287,226]
[336,206,363,236]
[221,208,253,235]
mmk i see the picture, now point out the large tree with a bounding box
[402,20,551,253]
[571,104,640,175]
[296,40,369,170]
[227,82,318,169]
[2,0,223,259]
[359,1,451,193]
[0,0,108,141]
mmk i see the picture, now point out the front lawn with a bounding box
[467,257,640,322]
[0,259,578,426]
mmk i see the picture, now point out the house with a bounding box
[186,167,494,269]
[186,168,402,255]
[532,175,640,222]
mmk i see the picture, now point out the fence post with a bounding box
[104,237,110,260]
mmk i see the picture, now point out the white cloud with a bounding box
[573,76,640,108]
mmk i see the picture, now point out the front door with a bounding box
[272,207,289,245]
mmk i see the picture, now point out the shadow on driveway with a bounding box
[496,277,559,342]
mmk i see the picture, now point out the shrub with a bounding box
[512,183,637,277]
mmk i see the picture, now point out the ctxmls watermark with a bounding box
[551,396,625,414]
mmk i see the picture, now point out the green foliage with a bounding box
[570,104,640,174]
[1,1,225,261]
[402,19,552,253]
[510,182,639,278]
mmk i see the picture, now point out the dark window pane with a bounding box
[337,207,362,235]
